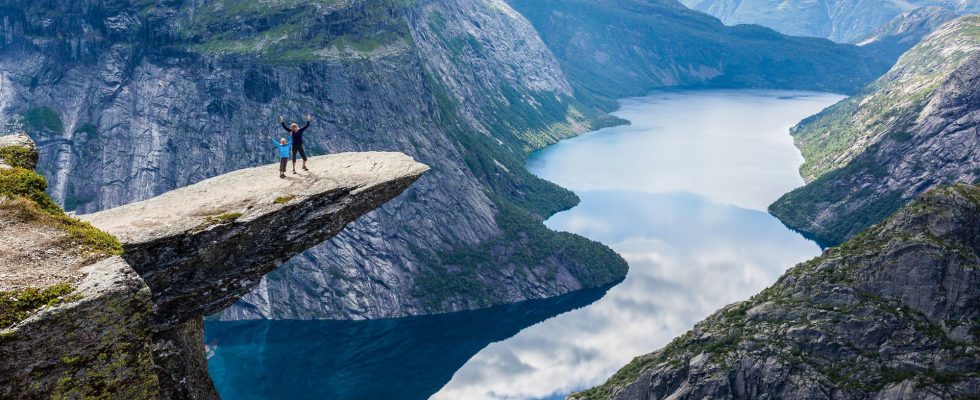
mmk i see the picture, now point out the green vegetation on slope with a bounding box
[793,15,980,181]
[179,0,410,64]
[413,197,628,308]
[0,146,37,169]
[0,167,123,257]
[409,67,629,310]
[21,107,63,137]
[0,141,123,341]
[770,16,980,246]
[769,146,908,246]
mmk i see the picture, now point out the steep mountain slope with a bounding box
[858,6,959,60]
[574,183,980,400]
[0,0,627,320]
[507,0,892,110]
[680,0,977,43]
[770,16,980,246]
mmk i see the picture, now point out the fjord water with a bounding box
[205,90,844,399]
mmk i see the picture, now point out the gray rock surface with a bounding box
[0,257,160,399]
[574,184,980,399]
[1,133,428,399]
[81,152,428,329]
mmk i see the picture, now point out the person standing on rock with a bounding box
[270,136,293,179]
[279,114,313,175]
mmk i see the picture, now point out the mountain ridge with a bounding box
[770,15,980,246]
[680,0,978,43]
[507,0,893,111]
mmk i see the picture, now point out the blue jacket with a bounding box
[272,137,292,158]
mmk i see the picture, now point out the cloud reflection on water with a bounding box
[432,191,820,399]
[432,90,839,399]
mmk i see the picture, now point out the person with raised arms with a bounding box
[279,113,313,175]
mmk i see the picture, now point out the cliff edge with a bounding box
[0,134,428,399]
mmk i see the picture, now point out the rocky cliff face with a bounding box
[1,133,428,399]
[573,183,980,400]
[0,0,629,320]
[858,6,959,60]
[770,16,980,246]
[507,0,892,110]
[679,0,977,43]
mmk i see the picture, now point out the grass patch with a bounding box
[1,167,123,257]
[0,146,37,169]
[73,123,99,138]
[273,195,296,204]
[181,0,408,64]
[194,212,244,232]
[21,107,63,136]
[0,167,61,213]
[0,283,78,329]
[573,354,659,399]
[208,212,243,224]
[2,196,123,258]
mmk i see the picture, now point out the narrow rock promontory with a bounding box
[80,153,430,330]
[1,133,428,399]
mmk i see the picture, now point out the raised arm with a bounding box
[280,121,292,132]
[299,114,313,133]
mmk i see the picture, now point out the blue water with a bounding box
[206,89,844,399]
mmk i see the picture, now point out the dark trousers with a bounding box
[279,157,288,173]
[292,144,307,162]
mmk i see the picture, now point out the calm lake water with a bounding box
[206,89,844,399]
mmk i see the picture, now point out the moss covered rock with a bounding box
[0,133,39,170]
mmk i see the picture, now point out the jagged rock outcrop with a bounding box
[679,0,977,43]
[770,16,980,246]
[0,0,629,321]
[573,184,980,400]
[1,132,428,399]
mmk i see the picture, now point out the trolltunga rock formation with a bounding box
[1,137,427,400]
[80,152,430,330]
